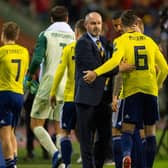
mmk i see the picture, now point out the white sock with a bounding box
[56,134,62,151]
[33,126,58,156]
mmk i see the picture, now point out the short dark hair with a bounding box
[112,10,122,20]
[121,10,138,27]
[2,21,20,40]
[50,6,68,22]
[75,19,86,34]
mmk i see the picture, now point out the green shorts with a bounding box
[30,96,63,121]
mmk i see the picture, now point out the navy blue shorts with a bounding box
[60,102,76,131]
[122,92,159,128]
[0,91,23,128]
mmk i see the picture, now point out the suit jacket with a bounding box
[75,33,118,106]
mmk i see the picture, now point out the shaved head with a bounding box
[84,12,102,37]
[85,12,102,23]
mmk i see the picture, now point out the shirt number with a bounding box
[134,46,148,70]
[11,59,21,81]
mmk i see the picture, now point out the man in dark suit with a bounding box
[75,12,118,168]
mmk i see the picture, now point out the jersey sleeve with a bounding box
[50,45,69,96]
[94,38,124,76]
[155,45,168,88]
[24,48,30,75]
[29,32,47,75]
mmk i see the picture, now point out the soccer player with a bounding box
[0,21,29,168]
[25,6,75,168]
[49,19,86,168]
[83,10,168,168]
[112,15,147,168]
[110,11,125,168]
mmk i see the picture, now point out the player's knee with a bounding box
[30,119,35,131]
[144,125,156,136]
[59,129,70,137]
[139,129,145,139]
[0,127,12,142]
[112,127,121,136]
[30,118,44,131]
[121,122,135,134]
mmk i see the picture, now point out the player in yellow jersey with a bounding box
[49,19,86,168]
[112,15,147,168]
[0,21,29,168]
[83,10,168,168]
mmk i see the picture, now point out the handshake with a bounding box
[24,75,39,95]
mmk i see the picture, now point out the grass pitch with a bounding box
[17,129,168,168]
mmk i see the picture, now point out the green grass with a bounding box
[17,130,168,168]
[17,161,168,168]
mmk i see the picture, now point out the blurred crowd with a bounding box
[4,0,168,117]
[3,0,168,42]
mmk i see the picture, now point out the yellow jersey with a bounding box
[94,32,168,98]
[50,41,76,101]
[0,44,29,94]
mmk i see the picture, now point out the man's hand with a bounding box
[83,70,97,84]
[119,60,136,72]
[112,96,118,112]
[49,96,57,109]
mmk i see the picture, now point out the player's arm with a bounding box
[49,45,70,108]
[29,32,47,76]
[94,47,123,76]
[24,49,30,75]
[24,32,46,89]
[155,47,168,88]
[112,73,123,112]
[50,46,69,97]
[83,39,124,83]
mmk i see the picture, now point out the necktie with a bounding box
[96,40,105,58]
[96,40,109,90]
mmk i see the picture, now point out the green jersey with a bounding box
[29,22,75,100]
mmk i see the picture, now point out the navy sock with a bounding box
[121,132,133,157]
[145,136,156,168]
[60,136,72,167]
[141,138,147,168]
[14,155,18,166]
[112,136,122,168]
[5,158,15,168]
[132,129,145,168]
